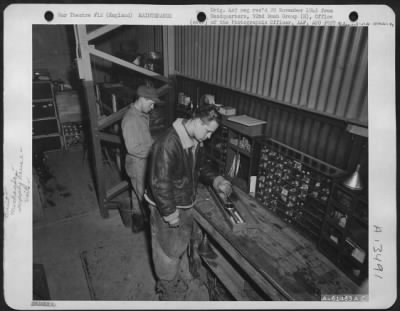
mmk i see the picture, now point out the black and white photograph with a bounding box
[3,4,397,310]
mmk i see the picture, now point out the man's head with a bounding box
[136,85,161,113]
[191,104,221,142]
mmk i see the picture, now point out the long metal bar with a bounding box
[75,25,108,218]
[87,25,122,41]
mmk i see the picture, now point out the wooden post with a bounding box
[75,25,108,218]
[163,26,176,124]
[74,25,174,218]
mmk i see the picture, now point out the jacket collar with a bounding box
[130,103,149,119]
[173,118,197,150]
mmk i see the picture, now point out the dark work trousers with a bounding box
[125,155,147,216]
[148,203,194,282]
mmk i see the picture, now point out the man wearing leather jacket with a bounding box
[145,103,232,300]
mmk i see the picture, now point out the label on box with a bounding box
[352,247,366,264]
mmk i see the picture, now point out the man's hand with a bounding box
[213,176,232,199]
[163,209,180,227]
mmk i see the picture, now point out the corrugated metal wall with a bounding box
[175,26,368,126]
[177,76,368,180]
[135,26,163,54]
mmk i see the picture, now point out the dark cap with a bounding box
[137,85,162,103]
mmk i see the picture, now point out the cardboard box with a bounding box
[223,115,266,137]
[219,106,236,116]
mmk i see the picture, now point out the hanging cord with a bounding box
[235,153,240,176]
[228,152,240,178]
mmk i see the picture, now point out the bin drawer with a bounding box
[33,135,62,152]
[33,119,59,136]
[33,101,56,119]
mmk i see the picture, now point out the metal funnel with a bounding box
[343,164,363,191]
[198,233,217,259]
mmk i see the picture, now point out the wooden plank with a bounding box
[88,46,169,83]
[98,132,122,145]
[157,83,172,97]
[346,124,368,137]
[75,25,107,218]
[201,245,250,301]
[86,25,121,41]
[193,206,288,301]
[97,106,130,130]
[194,185,360,300]
[176,73,365,128]
[106,181,129,201]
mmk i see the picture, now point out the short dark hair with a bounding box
[192,104,221,124]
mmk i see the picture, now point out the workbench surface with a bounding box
[194,184,360,301]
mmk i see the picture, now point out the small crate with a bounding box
[223,116,266,137]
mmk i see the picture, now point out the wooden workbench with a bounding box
[193,184,360,301]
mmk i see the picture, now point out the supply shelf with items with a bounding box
[33,80,63,152]
[203,125,229,176]
[318,182,368,285]
[254,138,345,243]
[223,116,265,193]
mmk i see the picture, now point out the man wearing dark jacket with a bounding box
[145,104,232,300]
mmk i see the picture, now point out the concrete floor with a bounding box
[33,148,157,300]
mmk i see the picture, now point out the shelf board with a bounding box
[307,195,330,208]
[33,133,60,139]
[320,234,340,249]
[325,218,347,235]
[299,216,321,232]
[295,220,320,239]
[350,213,368,227]
[301,208,323,224]
[329,199,351,213]
[63,134,83,137]
[340,251,366,268]
[33,116,57,122]
[200,244,252,301]
[304,203,325,219]
[33,98,53,103]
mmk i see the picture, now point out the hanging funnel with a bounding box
[343,164,363,191]
[198,233,217,259]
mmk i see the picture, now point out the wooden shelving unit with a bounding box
[74,25,175,217]
[318,182,368,285]
[203,125,228,176]
[223,119,263,193]
[254,138,344,239]
[33,80,63,152]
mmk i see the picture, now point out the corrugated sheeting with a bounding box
[90,26,164,55]
[135,26,163,54]
[175,26,368,126]
[177,76,366,173]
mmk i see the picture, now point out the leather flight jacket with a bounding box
[147,126,217,218]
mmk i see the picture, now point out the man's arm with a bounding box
[149,137,178,218]
[198,146,232,198]
[122,117,150,158]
